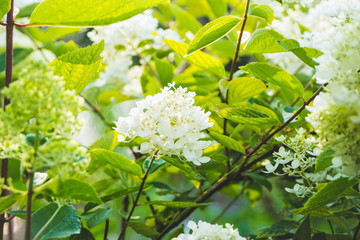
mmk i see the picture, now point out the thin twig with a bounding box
[290,77,316,107]
[103,219,109,240]
[353,217,360,240]
[0,22,6,26]
[18,28,50,63]
[81,95,113,127]
[327,219,335,235]
[223,0,252,169]
[119,195,129,240]
[118,154,156,240]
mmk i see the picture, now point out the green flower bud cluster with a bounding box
[0,63,87,177]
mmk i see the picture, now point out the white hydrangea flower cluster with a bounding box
[172,220,247,240]
[114,83,213,165]
[87,10,180,95]
[306,14,360,178]
[264,128,320,197]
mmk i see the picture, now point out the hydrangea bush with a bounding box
[1,0,360,239]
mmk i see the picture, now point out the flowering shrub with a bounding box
[1,0,360,239]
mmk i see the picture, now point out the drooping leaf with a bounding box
[315,148,335,173]
[83,185,152,213]
[85,208,112,228]
[142,201,212,208]
[29,0,165,26]
[163,38,225,77]
[206,0,227,18]
[186,16,242,56]
[31,203,81,240]
[90,149,143,176]
[257,220,296,238]
[294,216,311,240]
[277,39,323,67]
[218,107,278,125]
[249,4,274,24]
[42,178,103,204]
[69,227,95,240]
[141,66,162,96]
[242,62,304,99]
[227,77,267,105]
[154,57,174,86]
[128,222,160,238]
[162,156,205,180]
[295,178,360,215]
[208,131,245,153]
[49,41,104,94]
[243,29,286,53]
[0,0,11,19]
[0,193,23,214]
[170,4,202,34]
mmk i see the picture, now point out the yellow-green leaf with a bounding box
[243,29,286,53]
[208,131,245,153]
[227,77,267,105]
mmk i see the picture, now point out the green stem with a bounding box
[33,203,61,240]
[118,154,156,240]
[25,129,40,240]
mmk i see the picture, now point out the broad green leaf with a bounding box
[42,178,103,204]
[186,16,242,56]
[89,131,119,151]
[170,4,202,34]
[90,149,142,176]
[97,90,134,105]
[7,210,27,219]
[227,77,267,105]
[83,185,151,212]
[257,220,296,238]
[247,172,272,192]
[26,27,80,44]
[329,198,360,214]
[218,107,278,125]
[29,0,165,26]
[154,57,174,86]
[142,201,212,208]
[242,63,304,98]
[206,0,227,18]
[294,216,310,240]
[243,29,286,53]
[163,38,225,77]
[44,40,79,57]
[31,203,81,240]
[208,131,245,153]
[49,41,104,94]
[69,228,95,240]
[162,156,205,180]
[278,39,323,68]
[143,157,166,174]
[315,148,335,173]
[0,193,23,214]
[141,66,162,96]
[295,178,360,215]
[249,4,274,24]
[0,0,11,19]
[0,48,33,72]
[85,208,112,228]
[128,222,160,238]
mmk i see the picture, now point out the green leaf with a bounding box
[7,210,27,219]
[294,216,311,240]
[218,107,278,125]
[154,57,174,86]
[247,172,272,192]
[257,220,296,238]
[249,4,274,24]
[84,185,151,213]
[186,16,242,56]
[206,0,227,18]
[163,38,225,77]
[26,27,80,44]
[162,156,205,180]
[42,178,103,204]
[29,0,165,26]
[0,48,33,72]
[170,4,202,34]
[142,201,212,208]
[31,203,81,240]
[277,39,323,68]
[141,66,162,96]
[69,228,95,240]
[97,90,134,105]
[208,131,245,153]
[227,77,267,105]
[315,148,335,173]
[85,208,112,228]
[243,29,286,53]
[89,131,119,151]
[295,178,360,215]
[128,222,160,238]
[44,40,79,57]
[0,0,11,19]
[49,41,104,94]
[90,149,143,176]
[242,62,304,98]
[0,193,23,214]
[143,157,166,174]
[329,198,360,214]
